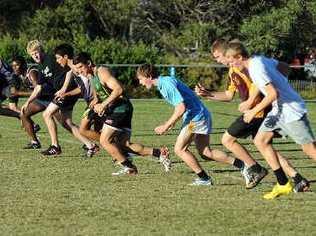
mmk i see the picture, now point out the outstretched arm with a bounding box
[154,102,186,135]
[195,83,234,101]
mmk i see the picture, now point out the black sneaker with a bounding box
[23,142,41,149]
[82,144,88,151]
[294,178,311,193]
[246,166,268,189]
[85,144,100,158]
[33,124,41,133]
[41,145,62,156]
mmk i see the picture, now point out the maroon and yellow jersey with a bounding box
[227,67,264,118]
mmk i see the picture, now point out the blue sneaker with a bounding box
[189,177,213,186]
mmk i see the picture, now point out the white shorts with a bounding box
[259,114,315,145]
[180,118,212,136]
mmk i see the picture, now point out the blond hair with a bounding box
[225,41,249,58]
[27,40,43,55]
[211,39,228,54]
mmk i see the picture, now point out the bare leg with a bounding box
[195,134,235,165]
[100,125,127,163]
[302,142,316,161]
[276,151,297,177]
[62,110,94,148]
[221,131,256,166]
[0,106,20,119]
[254,131,281,170]
[174,129,203,173]
[20,102,45,142]
[42,103,59,146]
[117,131,154,156]
[79,117,101,141]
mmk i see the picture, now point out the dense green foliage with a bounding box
[0,0,315,96]
[0,99,315,235]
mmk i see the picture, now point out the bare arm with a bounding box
[238,85,261,112]
[195,83,234,101]
[55,71,74,97]
[243,83,278,123]
[155,102,186,135]
[206,90,234,101]
[94,67,123,115]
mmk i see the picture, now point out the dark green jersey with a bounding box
[91,72,111,102]
[36,54,68,90]
[91,68,131,114]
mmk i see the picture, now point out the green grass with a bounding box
[0,99,315,236]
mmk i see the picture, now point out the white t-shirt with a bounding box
[248,55,307,123]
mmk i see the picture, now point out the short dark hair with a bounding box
[12,55,27,73]
[54,43,74,59]
[136,64,159,79]
[73,52,93,65]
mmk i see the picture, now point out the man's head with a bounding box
[211,39,229,65]
[54,43,74,67]
[136,64,159,89]
[11,56,27,75]
[73,52,94,77]
[26,40,45,64]
[225,41,249,69]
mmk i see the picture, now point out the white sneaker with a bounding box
[241,165,251,187]
[112,166,138,176]
[159,146,171,172]
[189,177,213,186]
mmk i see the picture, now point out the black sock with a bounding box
[121,159,134,169]
[274,168,288,185]
[293,173,304,185]
[249,163,262,173]
[233,159,244,169]
[197,170,209,180]
[152,148,161,158]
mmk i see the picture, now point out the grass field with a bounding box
[0,99,315,236]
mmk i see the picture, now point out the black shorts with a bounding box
[227,115,264,139]
[52,96,79,111]
[88,99,133,131]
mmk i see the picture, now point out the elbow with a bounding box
[269,90,278,102]
[116,87,123,96]
[179,103,186,115]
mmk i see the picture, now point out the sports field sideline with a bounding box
[0,99,315,235]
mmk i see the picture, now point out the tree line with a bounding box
[0,0,315,96]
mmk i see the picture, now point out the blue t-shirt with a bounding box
[157,76,210,125]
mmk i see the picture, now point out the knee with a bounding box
[254,136,267,149]
[302,142,316,156]
[79,125,86,135]
[100,137,112,150]
[42,110,51,121]
[221,134,235,148]
[174,145,184,157]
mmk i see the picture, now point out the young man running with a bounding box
[73,52,171,174]
[195,39,310,192]
[0,58,23,119]
[136,64,253,186]
[41,43,98,157]
[23,39,68,149]
[225,41,316,199]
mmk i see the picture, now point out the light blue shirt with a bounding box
[157,76,210,125]
[249,56,307,123]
